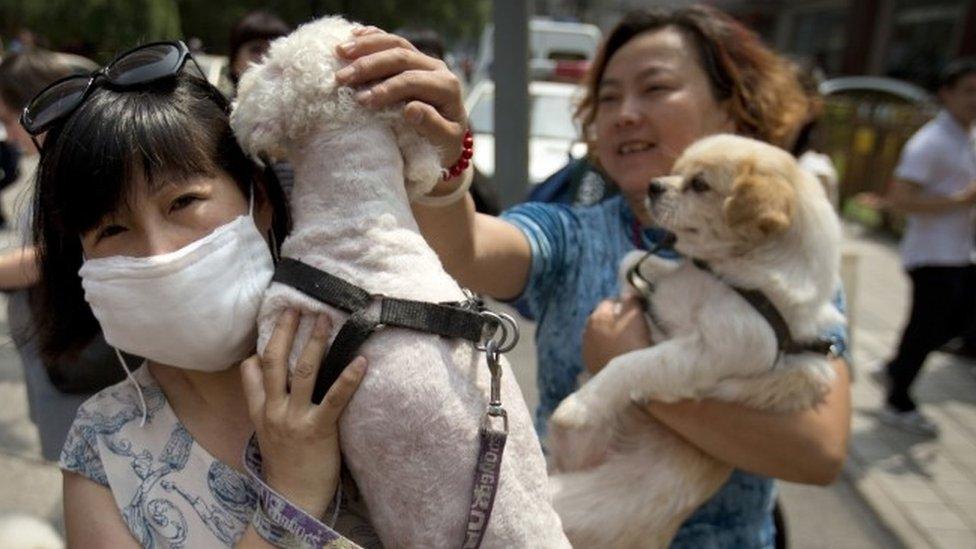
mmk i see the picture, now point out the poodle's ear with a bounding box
[230,62,289,161]
[723,161,796,239]
[392,121,443,198]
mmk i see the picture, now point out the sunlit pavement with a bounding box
[837,224,976,549]
[4,223,971,547]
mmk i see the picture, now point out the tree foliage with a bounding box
[0,0,181,60]
[0,0,488,60]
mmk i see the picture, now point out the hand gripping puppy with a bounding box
[548,135,844,548]
[230,16,568,548]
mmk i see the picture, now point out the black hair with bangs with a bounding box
[31,71,290,361]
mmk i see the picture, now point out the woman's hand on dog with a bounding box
[241,309,367,519]
[582,298,652,375]
[335,26,467,175]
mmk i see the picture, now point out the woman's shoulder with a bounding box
[59,365,169,486]
[71,365,164,425]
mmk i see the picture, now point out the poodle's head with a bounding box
[645,134,811,260]
[230,16,441,196]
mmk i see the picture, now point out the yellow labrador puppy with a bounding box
[548,134,844,548]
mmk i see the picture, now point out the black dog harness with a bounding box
[626,249,838,364]
[272,257,515,548]
[273,258,495,402]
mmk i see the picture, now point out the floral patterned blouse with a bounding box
[59,365,380,548]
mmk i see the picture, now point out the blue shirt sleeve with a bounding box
[823,286,850,362]
[501,202,584,318]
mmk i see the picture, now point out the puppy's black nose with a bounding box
[648,180,666,201]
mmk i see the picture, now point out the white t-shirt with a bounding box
[896,110,976,268]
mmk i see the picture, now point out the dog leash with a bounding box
[270,257,518,548]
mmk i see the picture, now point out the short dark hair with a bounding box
[939,57,976,90]
[229,11,290,63]
[31,71,290,361]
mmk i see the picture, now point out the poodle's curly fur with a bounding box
[231,16,441,197]
[231,16,568,547]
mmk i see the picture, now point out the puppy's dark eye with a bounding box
[688,174,710,193]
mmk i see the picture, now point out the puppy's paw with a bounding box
[634,388,684,404]
[551,393,598,430]
[548,420,611,472]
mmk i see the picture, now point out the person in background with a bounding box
[791,61,840,210]
[227,10,291,87]
[880,57,976,436]
[0,49,125,462]
[336,7,851,547]
[0,126,20,229]
[223,12,297,198]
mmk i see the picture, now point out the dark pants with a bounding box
[886,265,976,411]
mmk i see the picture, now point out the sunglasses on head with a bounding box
[20,40,207,151]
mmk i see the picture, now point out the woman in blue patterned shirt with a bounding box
[342,6,852,547]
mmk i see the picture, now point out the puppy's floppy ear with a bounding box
[722,161,795,238]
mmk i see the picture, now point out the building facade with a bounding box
[537,0,976,90]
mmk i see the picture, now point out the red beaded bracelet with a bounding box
[442,130,474,181]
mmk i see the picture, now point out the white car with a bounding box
[471,19,602,85]
[465,79,587,186]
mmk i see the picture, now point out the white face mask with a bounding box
[79,198,274,372]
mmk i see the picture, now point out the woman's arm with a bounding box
[584,298,851,485]
[646,358,851,485]
[63,472,141,547]
[334,29,532,299]
[0,246,38,290]
[412,193,531,299]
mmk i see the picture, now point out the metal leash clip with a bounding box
[463,308,519,548]
[476,310,519,354]
[475,310,519,434]
[481,339,508,434]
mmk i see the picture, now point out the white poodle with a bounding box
[230,16,568,548]
[548,135,844,547]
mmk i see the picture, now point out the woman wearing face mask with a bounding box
[24,39,466,546]
[339,6,851,547]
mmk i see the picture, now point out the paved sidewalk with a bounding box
[843,226,976,549]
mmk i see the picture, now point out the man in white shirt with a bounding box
[883,58,976,435]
